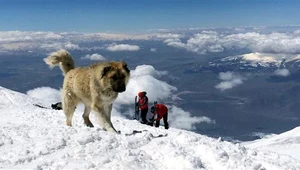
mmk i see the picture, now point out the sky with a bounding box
[1,86,300,169]
[1,0,300,33]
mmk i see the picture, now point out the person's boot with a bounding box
[165,122,169,129]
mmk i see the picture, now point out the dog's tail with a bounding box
[44,49,75,75]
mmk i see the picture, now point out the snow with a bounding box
[244,127,300,161]
[1,86,300,170]
[221,53,285,68]
[242,53,278,64]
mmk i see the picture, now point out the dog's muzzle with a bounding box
[113,82,126,93]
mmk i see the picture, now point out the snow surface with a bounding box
[244,127,300,161]
[1,86,300,170]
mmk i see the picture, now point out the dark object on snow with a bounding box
[51,102,62,110]
[33,104,48,109]
[134,96,139,120]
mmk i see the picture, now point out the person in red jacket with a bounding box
[149,103,169,129]
[138,91,149,124]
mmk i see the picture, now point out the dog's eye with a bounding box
[111,75,117,80]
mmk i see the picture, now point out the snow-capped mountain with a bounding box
[1,86,300,170]
[187,53,300,73]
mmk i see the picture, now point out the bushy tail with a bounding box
[44,49,75,75]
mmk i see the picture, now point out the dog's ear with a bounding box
[102,66,111,78]
[121,61,130,73]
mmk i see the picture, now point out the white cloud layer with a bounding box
[0,31,62,42]
[0,31,150,52]
[26,65,214,130]
[106,44,140,51]
[2,29,300,55]
[81,53,106,61]
[162,30,300,54]
[215,72,244,91]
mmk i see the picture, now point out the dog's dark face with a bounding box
[101,61,130,93]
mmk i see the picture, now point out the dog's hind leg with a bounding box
[82,105,93,127]
[62,92,77,126]
[92,104,117,133]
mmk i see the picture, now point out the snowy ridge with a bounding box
[244,127,300,161]
[1,86,300,170]
[0,86,46,107]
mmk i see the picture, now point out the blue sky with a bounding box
[1,0,300,33]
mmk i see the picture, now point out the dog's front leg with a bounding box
[91,103,118,133]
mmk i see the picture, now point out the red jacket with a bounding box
[153,104,168,121]
[138,96,148,110]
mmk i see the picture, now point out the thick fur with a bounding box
[44,49,130,133]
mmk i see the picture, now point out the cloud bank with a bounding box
[2,28,300,56]
[161,30,300,54]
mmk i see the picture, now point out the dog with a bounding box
[44,49,130,133]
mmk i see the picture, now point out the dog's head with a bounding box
[100,61,130,93]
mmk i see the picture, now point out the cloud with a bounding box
[164,38,187,50]
[116,65,172,105]
[3,29,300,55]
[215,72,244,91]
[26,87,61,106]
[80,32,152,41]
[26,65,214,131]
[106,44,140,51]
[0,31,62,42]
[40,42,80,50]
[274,69,290,77]
[81,53,106,61]
[169,106,215,130]
[162,30,300,54]
[154,33,183,39]
[0,31,150,52]
[64,42,80,50]
[0,31,151,43]
[150,48,157,52]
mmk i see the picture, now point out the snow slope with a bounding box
[244,127,300,161]
[1,86,300,170]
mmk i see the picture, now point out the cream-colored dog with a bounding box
[44,49,130,133]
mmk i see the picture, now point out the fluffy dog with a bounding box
[44,49,130,133]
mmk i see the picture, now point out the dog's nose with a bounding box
[113,82,126,92]
[118,85,126,92]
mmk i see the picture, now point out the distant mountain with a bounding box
[186,52,300,74]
